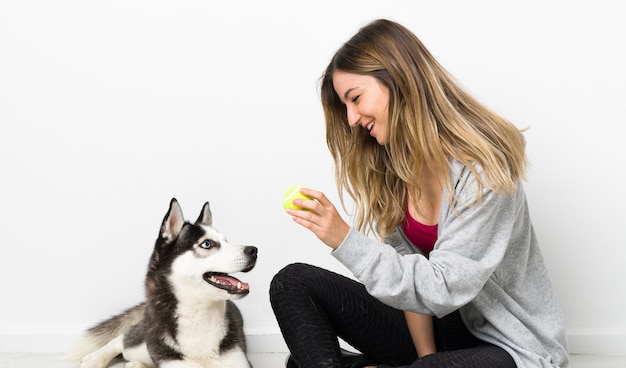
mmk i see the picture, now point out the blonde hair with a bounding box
[321,19,527,238]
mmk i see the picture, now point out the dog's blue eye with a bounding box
[200,240,216,249]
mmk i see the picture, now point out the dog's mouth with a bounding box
[203,272,250,295]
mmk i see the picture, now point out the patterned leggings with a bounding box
[269,263,517,368]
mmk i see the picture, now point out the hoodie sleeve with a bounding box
[331,167,519,318]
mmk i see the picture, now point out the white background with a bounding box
[1,0,624,356]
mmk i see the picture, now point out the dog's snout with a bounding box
[244,246,258,257]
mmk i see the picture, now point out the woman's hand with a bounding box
[285,187,351,250]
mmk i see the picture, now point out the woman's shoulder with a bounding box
[447,158,482,192]
[444,157,524,211]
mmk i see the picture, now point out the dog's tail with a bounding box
[63,302,146,362]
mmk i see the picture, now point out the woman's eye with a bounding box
[200,240,215,249]
[351,95,360,103]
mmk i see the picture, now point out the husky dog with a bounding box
[65,198,258,368]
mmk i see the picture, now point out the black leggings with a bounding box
[269,263,516,368]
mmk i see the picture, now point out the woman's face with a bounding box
[332,71,390,145]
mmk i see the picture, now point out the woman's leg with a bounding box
[432,310,483,352]
[269,263,418,368]
[270,263,516,368]
[399,310,516,367]
[379,344,516,368]
[378,311,516,368]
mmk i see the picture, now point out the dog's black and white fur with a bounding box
[65,198,257,368]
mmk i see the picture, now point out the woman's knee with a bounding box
[269,263,314,299]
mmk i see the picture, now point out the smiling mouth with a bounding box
[366,122,374,131]
[203,272,250,295]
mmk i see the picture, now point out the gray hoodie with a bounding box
[331,159,569,368]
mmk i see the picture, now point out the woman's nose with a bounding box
[346,105,361,127]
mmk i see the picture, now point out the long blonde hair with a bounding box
[321,19,527,238]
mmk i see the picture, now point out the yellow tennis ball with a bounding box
[282,185,312,211]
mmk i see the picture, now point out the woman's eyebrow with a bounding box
[343,87,357,101]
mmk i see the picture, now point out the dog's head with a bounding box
[148,198,257,302]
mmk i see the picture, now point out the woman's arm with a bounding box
[331,174,519,316]
[404,311,436,358]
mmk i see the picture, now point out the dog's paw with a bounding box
[80,353,109,368]
[124,361,147,368]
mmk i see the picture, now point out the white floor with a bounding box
[1,352,625,367]
[0,352,286,368]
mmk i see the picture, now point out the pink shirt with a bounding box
[402,210,438,256]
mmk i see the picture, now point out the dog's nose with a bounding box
[244,246,258,257]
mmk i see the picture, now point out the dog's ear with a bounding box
[195,201,212,226]
[160,198,185,242]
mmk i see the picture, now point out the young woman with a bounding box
[270,19,569,368]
